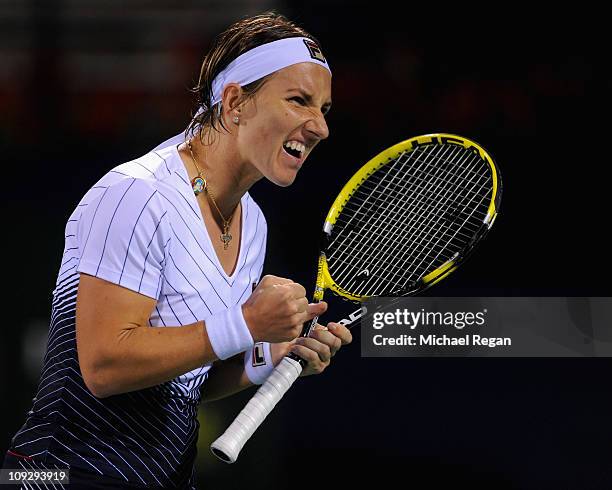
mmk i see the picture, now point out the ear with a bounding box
[221,83,244,122]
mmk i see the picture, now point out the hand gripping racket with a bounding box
[210,133,502,462]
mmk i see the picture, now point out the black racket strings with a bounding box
[334,144,491,295]
[337,144,492,294]
[339,145,488,262]
[328,144,467,294]
[326,143,494,297]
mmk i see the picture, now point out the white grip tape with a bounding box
[210,356,303,463]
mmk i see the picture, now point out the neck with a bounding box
[183,130,262,218]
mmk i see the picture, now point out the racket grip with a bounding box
[210,355,303,463]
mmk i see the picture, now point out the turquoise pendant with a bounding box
[192,176,206,195]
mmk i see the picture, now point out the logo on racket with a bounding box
[339,306,367,326]
[355,269,370,283]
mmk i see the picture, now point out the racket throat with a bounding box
[301,315,320,339]
[289,253,328,367]
[288,315,321,368]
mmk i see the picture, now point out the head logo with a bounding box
[303,39,326,63]
[339,306,367,326]
[355,269,370,283]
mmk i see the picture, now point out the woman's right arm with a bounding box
[76,273,325,398]
[76,273,214,398]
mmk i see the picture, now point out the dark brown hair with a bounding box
[186,12,321,142]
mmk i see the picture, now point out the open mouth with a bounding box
[283,140,305,160]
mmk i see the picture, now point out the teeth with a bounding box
[283,140,305,155]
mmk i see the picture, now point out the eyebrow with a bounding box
[290,88,332,114]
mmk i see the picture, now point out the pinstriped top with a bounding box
[10,144,267,488]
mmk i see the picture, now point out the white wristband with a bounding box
[205,304,254,360]
[244,342,274,385]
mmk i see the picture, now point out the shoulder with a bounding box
[72,167,174,239]
[83,173,165,216]
[110,148,176,187]
[78,146,185,212]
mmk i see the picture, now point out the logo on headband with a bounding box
[252,342,266,367]
[303,39,326,64]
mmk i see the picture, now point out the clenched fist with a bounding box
[241,275,327,343]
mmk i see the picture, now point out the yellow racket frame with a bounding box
[313,133,501,302]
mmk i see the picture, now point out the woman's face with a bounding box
[235,62,332,187]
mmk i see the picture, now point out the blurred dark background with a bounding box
[1,1,609,489]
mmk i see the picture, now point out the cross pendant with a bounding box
[221,232,232,250]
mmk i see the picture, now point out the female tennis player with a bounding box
[3,12,351,489]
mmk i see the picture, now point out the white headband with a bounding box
[210,36,331,106]
[154,37,331,151]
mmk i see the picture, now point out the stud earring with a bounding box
[233,115,240,124]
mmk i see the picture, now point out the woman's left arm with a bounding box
[278,322,353,377]
[202,322,352,402]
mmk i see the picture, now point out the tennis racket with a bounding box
[210,133,502,463]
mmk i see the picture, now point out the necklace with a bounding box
[187,140,235,250]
